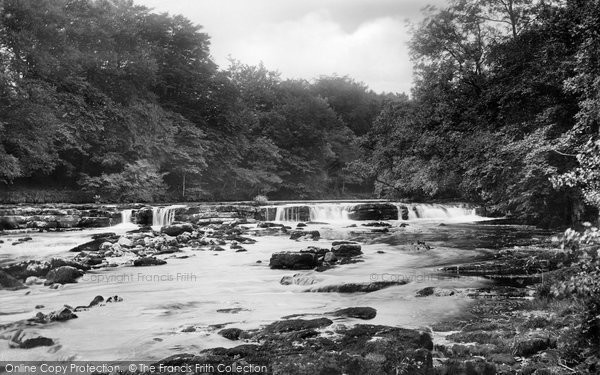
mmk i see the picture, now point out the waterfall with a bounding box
[308,204,351,222]
[152,205,186,227]
[121,209,133,224]
[405,203,476,220]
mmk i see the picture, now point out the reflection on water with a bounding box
[0,212,544,361]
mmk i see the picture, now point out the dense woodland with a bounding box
[0,0,599,226]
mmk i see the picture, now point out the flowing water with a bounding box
[0,202,539,362]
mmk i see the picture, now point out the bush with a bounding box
[253,194,269,205]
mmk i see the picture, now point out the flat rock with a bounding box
[269,252,318,270]
[331,307,377,320]
[133,257,167,266]
[308,281,407,293]
[0,270,26,290]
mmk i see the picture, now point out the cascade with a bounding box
[152,205,186,227]
[121,209,133,224]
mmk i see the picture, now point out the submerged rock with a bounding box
[264,318,333,333]
[280,273,321,285]
[9,330,54,349]
[308,281,407,293]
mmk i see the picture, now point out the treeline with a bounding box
[352,0,600,226]
[0,0,389,202]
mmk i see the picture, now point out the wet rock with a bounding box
[347,203,398,221]
[410,241,432,252]
[416,287,455,297]
[25,276,43,286]
[133,257,166,266]
[280,273,320,285]
[74,295,104,311]
[219,328,244,340]
[44,266,84,285]
[289,230,320,241]
[70,237,118,252]
[91,232,117,240]
[331,243,362,257]
[106,295,123,303]
[371,228,389,233]
[0,216,19,230]
[324,251,337,263]
[269,252,318,270]
[361,222,392,227]
[33,307,78,322]
[0,270,26,290]
[9,330,54,349]
[161,223,194,236]
[216,307,249,314]
[258,222,285,228]
[264,318,333,333]
[117,237,133,248]
[308,281,407,293]
[332,307,377,320]
[134,207,154,225]
[296,223,307,228]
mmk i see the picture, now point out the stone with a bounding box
[308,281,408,293]
[332,307,377,320]
[347,203,398,221]
[264,318,333,333]
[269,252,318,270]
[77,217,111,228]
[514,335,556,357]
[324,252,337,263]
[44,266,84,285]
[0,270,26,290]
[280,273,320,286]
[161,223,194,236]
[117,237,133,248]
[9,330,54,349]
[25,276,43,285]
[331,243,362,257]
[219,328,244,340]
[133,257,167,266]
[289,230,320,241]
[134,207,154,225]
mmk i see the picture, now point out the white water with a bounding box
[121,209,133,225]
[269,202,482,223]
[152,205,186,227]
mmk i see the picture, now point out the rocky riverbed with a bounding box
[0,203,566,374]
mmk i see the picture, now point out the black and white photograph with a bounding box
[1,0,599,374]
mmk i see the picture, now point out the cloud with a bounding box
[136,0,449,94]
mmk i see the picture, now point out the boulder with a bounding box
[332,307,377,320]
[0,270,26,290]
[0,216,20,230]
[289,230,320,241]
[161,223,194,236]
[331,243,362,257]
[117,237,133,248]
[219,328,244,340]
[416,287,455,297]
[269,252,318,270]
[134,207,154,225]
[323,252,337,263]
[44,266,84,285]
[347,203,398,221]
[70,236,118,252]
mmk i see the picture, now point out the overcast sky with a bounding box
[135,0,449,94]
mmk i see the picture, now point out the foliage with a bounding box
[78,160,167,203]
[551,224,600,372]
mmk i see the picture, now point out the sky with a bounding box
[135,0,449,94]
